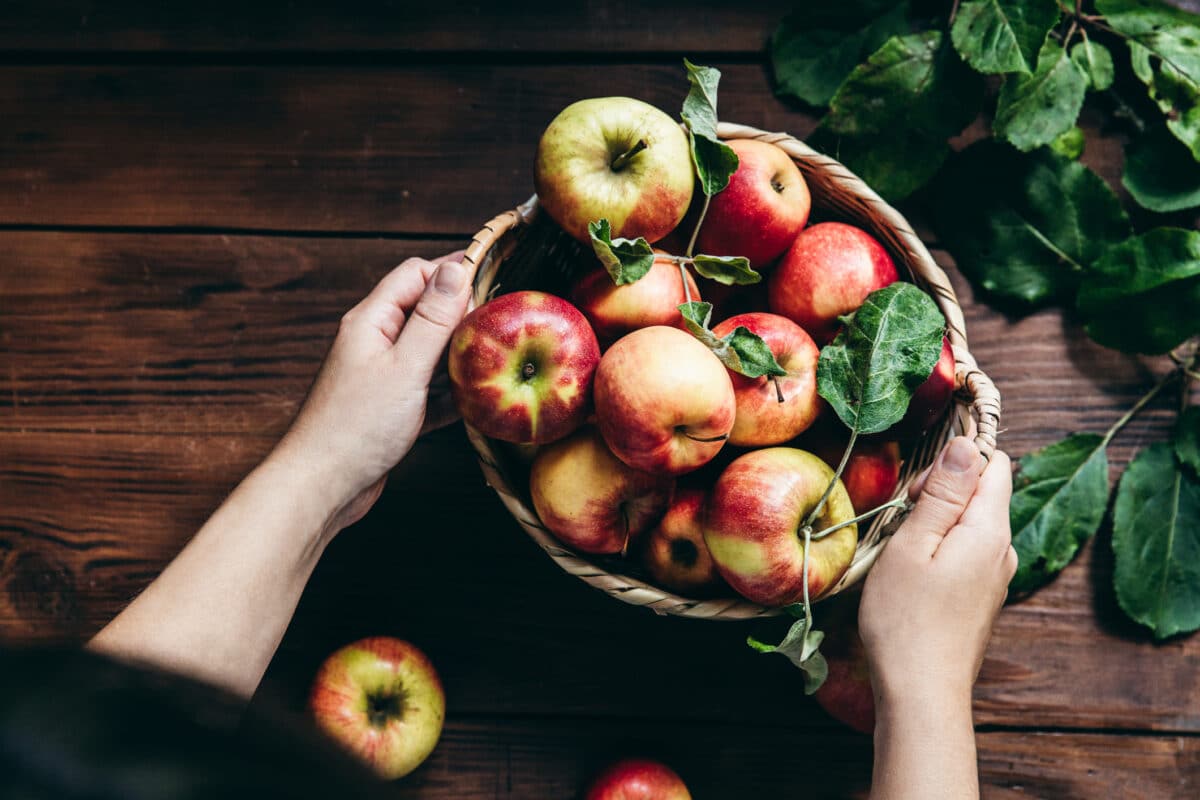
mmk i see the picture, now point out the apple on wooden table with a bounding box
[535,97,694,244]
[813,598,876,734]
[642,488,724,596]
[308,636,445,780]
[585,757,692,800]
[571,252,701,346]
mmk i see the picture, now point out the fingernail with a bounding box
[943,436,979,473]
[434,261,467,295]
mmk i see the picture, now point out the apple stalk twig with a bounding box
[610,139,647,172]
[685,193,711,258]
[802,427,860,530]
[810,497,910,541]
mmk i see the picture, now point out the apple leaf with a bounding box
[747,617,829,694]
[1071,39,1114,91]
[770,1,911,108]
[933,140,1131,310]
[1128,41,1200,162]
[587,218,655,286]
[994,38,1089,152]
[1076,228,1200,354]
[1049,126,1086,159]
[807,123,951,202]
[1124,126,1200,213]
[1177,407,1200,477]
[1009,433,1110,593]
[678,301,786,379]
[1112,442,1200,639]
[681,59,740,196]
[816,283,946,436]
[691,254,761,286]
[950,0,1060,76]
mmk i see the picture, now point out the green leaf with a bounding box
[1071,39,1114,91]
[691,254,762,286]
[933,141,1130,310]
[1128,41,1200,162]
[1076,228,1200,354]
[950,0,1060,75]
[770,1,911,108]
[747,618,829,694]
[816,283,946,435]
[681,59,740,196]
[807,123,950,202]
[1049,126,1086,159]
[1009,433,1110,593]
[825,31,983,140]
[1123,126,1200,212]
[1177,407,1200,477]
[587,219,655,286]
[678,301,787,379]
[994,39,1089,151]
[1112,442,1200,639]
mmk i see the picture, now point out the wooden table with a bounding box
[2,3,1198,797]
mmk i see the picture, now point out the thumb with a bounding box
[895,436,984,557]
[394,260,472,388]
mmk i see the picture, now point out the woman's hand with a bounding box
[271,251,473,535]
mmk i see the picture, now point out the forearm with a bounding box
[869,687,979,800]
[88,451,341,698]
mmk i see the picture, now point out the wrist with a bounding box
[874,675,974,733]
[251,442,356,549]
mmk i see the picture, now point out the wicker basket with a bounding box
[456,122,1001,620]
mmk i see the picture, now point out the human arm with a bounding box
[88,253,472,698]
[859,436,1017,800]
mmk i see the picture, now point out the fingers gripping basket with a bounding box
[457,122,1002,620]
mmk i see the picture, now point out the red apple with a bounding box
[768,222,899,344]
[811,436,902,516]
[814,599,876,734]
[642,488,724,596]
[530,428,674,555]
[704,448,857,607]
[710,312,822,447]
[695,138,811,267]
[585,758,692,800]
[571,252,700,345]
[535,97,694,244]
[896,336,956,435]
[308,636,445,780]
[448,290,600,445]
[594,326,736,476]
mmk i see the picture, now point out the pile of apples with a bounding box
[449,96,954,609]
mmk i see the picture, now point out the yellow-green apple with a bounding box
[704,448,857,607]
[810,433,902,515]
[535,97,694,244]
[585,758,692,800]
[594,326,736,475]
[571,252,700,346]
[814,598,875,734]
[896,337,956,435]
[768,222,899,343]
[530,428,674,555]
[448,290,600,445]
[642,488,724,596]
[710,312,821,447]
[694,139,811,268]
[308,636,445,780]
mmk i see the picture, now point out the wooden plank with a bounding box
[0,63,815,233]
[0,1,791,53]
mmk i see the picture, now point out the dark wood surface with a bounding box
[3,4,1199,797]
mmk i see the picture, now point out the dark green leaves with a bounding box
[950,0,1059,75]
[1076,228,1200,354]
[681,60,740,196]
[747,617,828,694]
[994,39,1089,151]
[1071,39,1114,90]
[816,283,946,435]
[771,1,911,107]
[1177,407,1200,476]
[934,141,1131,309]
[808,124,950,202]
[588,219,654,286]
[1123,127,1200,212]
[1112,442,1200,639]
[678,301,787,379]
[691,254,761,286]
[1009,433,1110,592]
[1128,42,1200,161]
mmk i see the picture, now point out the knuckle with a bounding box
[922,470,973,507]
[412,299,457,330]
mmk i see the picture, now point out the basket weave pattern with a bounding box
[457,123,1002,620]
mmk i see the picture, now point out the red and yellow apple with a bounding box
[642,488,724,596]
[308,636,445,780]
[535,97,694,244]
[710,312,821,446]
[448,290,600,445]
[585,758,692,800]
[694,138,811,268]
[530,428,674,555]
[768,222,899,343]
[594,325,736,476]
[571,252,700,345]
[896,336,956,435]
[811,435,902,515]
[814,598,875,734]
[704,448,857,607]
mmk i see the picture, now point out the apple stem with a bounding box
[803,427,859,530]
[770,375,785,403]
[799,523,813,639]
[678,261,694,305]
[685,192,712,258]
[619,502,631,557]
[811,498,909,541]
[610,139,648,172]
[682,431,729,443]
